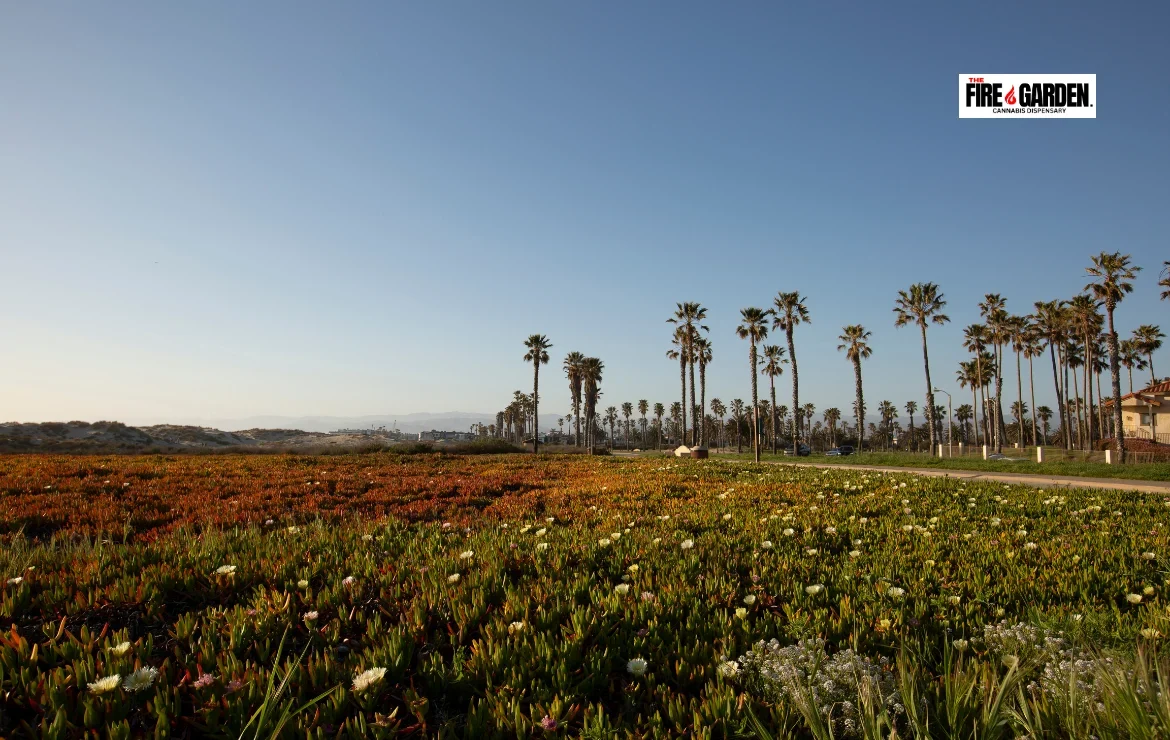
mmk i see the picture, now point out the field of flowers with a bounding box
[2,452,1169,738]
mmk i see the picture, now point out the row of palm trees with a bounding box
[505,252,1162,462]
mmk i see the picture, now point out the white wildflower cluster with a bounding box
[728,638,903,737]
[979,620,1108,712]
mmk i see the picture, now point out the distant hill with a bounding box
[192,412,566,435]
[0,421,381,454]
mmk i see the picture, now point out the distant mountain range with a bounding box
[192,412,567,435]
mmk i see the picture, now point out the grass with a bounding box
[708,449,1170,482]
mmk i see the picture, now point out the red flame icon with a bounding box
[1005,86,1017,105]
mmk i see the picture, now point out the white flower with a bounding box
[214,565,237,576]
[735,607,748,619]
[343,576,356,586]
[599,538,612,547]
[297,579,309,589]
[287,526,301,534]
[303,610,319,621]
[652,538,661,544]
[952,639,969,652]
[88,674,121,694]
[1127,593,1143,604]
[1144,585,1156,595]
[352,666,386,693]
[805,548,818,556]
[1023,542,1037,550]
[887,587,905,598]
[805,584,825,596]
[718,660,739,678]
[546,517,556,523]
[508,621,526,634]
[362,534,373,542]
[448,573,461,584]
[536,542,549,551]
[825,526,837,534]
[614,584,630,595]
[460,550,474,560]
[924,560,935,567]
[122,667,159,693]
[849,550,861,558]
[948,595,962,605]
[626,658,648,677]
[743,594,756,605]
[782,528,795,537]
[520,525,531,534]
[111,641,132,656]
[627,564,639,573]
[901,525,914,533]
[1143,552,1157,560]
[761,540,773,550]
[680,539,694,550]
[1141,628,1161,639]
[7,577,23,586]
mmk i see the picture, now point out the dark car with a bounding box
[783,444,812,457]
[825,445,855,456]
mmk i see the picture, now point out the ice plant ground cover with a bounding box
[2,454,1170,737]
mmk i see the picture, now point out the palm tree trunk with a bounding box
[1128,365,1134,394]
[1072,368,1082,450]
[750,342,760,463]
[678,355,688,447]
[971,385,979,447]
[920,324,937,451]
[769,379,778,456]
[1107,306,1126,461]
[853,358,865,452]
[1015,348,1024,448]
[699,361,707,448]
[1150,353,1157,386]
[787,328,800,449]
[1096,371,1105,441]
[1083,336,1093,450]
[994,343,1005,452]
[1059,345,1071,449]
[532,364,540,454]
[1028,354,1038,447]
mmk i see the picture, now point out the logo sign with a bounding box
[959,74,1095,118]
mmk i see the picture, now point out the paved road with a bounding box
[615,452,1170,493]
[754,460,1170,493]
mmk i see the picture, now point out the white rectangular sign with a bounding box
[959,74,1096,118]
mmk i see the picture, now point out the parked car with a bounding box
[986,452,1019,462]
[826,445,854,456]
[783,444,811,457]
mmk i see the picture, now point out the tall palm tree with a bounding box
[1087,251,1141,459]
[956,404,973,443]
[693,336,713,448]
[523,335,552,453]
[904,401,918,451]
[1033,300,1071,450]
[736,307,773,463]
[1037,406,1053,444]
[666,324,690,447]
[563,352,586,447]
[604,406,618,448]
[621,402,633,449]
[1008,315,1030,447]
[1068,294,1101,449]
[894,283,950,451]
[653,402,665,449]
[957,360,981,446]
[710,398,726,449]
[1160,261,1170,302]
[802,403,816,443]
[730,399,746,452]
[762,344,787,455]
[978,295,1009,450]
[581,357,604,450]
[773,292,810,449]
[637,400,649,446]
[823,407,841,447]
[877,400,897,450]
[1120,338,1148,393]
[838,325,872,452]
[1022,325,1044,446]
[1133,325,1164,385]
[667,302,708,447]
[962,324,991,445]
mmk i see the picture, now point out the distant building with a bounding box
[328,427,387,436]
[418,430,475,442]
[1104,380,1170,443]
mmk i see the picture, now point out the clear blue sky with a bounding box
[2,2,1167,426]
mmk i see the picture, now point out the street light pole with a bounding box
[934,388,953,458]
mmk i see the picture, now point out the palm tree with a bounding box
[693,336,713,448]
[978,295,1009,450]
[730,399,746,452]
[736,307,773,463]
[1160,261,1170,301]
[710,398,726,449]
[1008,315,1030,448]
[581,357,604,450]
[666,324,689,447]
[957,360,981,446]
[1087,251,1141,460]
[1037,406,1053,444]
[621,402,634,449]
[637,400,649,446]
[956,404,973,443]
[802,403,816,444]
[773,292,810,449]
[1133,325,1164,385]
[962,324,991,445]
[762,345,787,455]
[1022,325,1044,446]
[1120,338,1148,393]
[877,401,897,450]
[653,402,665,449]
[895,283,950,451]
[667,302,708,447]
[1033,300,1071,450]
[838,325,872,452]
[823,407,841,447]
[604,406,618,448]
[563,352,586,447]
[1068,294,1101,449]
[523,335,552,453]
